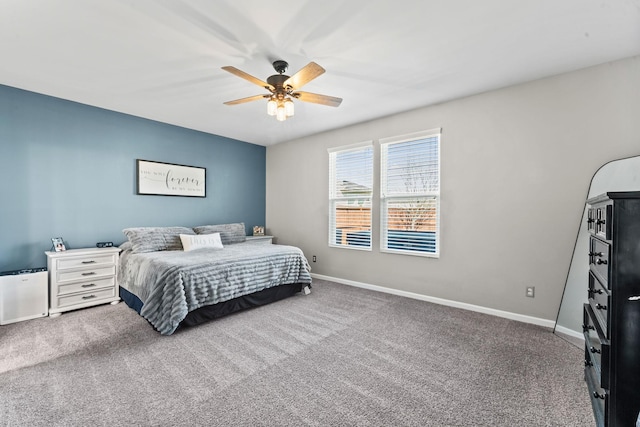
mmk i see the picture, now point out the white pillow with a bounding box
[179,233,223,251]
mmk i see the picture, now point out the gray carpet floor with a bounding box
[0,279,593,426]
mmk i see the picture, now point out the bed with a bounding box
[117,224,312,335]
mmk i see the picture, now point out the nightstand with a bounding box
[245,235,273,245]
[45,247,120,316]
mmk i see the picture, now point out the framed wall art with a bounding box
[136,159,206,197]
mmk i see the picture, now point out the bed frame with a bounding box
[119,283,304,332]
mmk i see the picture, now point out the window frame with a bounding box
[328,141,374,251]
[379,129,441,258]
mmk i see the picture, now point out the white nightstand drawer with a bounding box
[57,266,115,283]
[56,254,116,270]
[56,287,116,309]
[57,277,115,296]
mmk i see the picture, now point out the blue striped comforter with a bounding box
[118,242,312,335]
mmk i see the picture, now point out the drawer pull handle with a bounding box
[584,359,593,367]
[595,303,607,311]
[593,391,606,400]
[582,324,595,332]
[590,346,601,354]
[81,272,96,276]
[81,260,97,264]
[596,219,605,225]
[82,295,97,300]
[588,252,603,257]
[596,259,608,265]
[588,288,604,295]
[81,284,96,288]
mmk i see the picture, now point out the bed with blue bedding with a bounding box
[117,224,312,335]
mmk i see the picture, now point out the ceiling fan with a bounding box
[222,60,342,121]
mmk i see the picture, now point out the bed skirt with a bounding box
[119,283,303,331]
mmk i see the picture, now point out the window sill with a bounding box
[328,244,372,252]
[380,248,439,258]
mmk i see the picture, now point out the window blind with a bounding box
[328,143,373,250]
[380,131,440,256]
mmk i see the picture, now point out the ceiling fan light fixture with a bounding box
[267,98,277,116]
[284,98,294,117]
[222,60,342,121]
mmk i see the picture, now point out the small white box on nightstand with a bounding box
[0,268,48,325]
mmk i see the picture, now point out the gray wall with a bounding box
[266,55,640,322]
[0,85,266,272]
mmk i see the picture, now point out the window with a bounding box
[380,129,440,257]
[328,142,373,250]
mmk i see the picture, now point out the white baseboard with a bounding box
[311,273,557,329]
[553,325,585,342]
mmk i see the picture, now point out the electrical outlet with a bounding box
[526,286,535,298]
[312,255,317,263]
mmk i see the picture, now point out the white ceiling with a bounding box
[1,1,639,146]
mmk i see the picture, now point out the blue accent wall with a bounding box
[0,84,266,271]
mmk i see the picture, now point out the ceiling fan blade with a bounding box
[221,66,274,91]
[223,94,269,105]
[283,62,325,90]
[293,91,342,107]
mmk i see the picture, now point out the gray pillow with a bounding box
[123,226,195,253]
[193,223,246,245]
